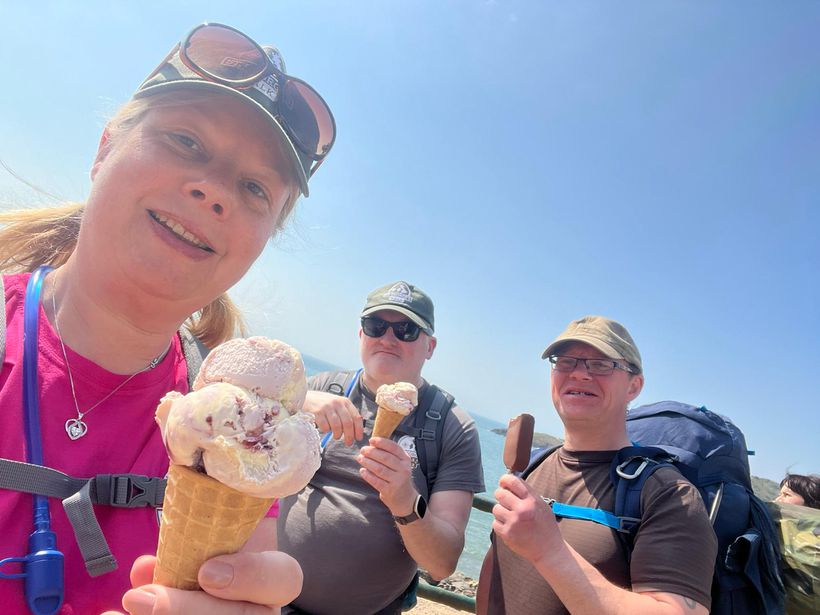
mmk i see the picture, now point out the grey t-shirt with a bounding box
[278,373,485,615]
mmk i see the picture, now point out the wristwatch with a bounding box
[393,494,427,525]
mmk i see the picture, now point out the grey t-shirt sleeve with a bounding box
[431,403,485,495]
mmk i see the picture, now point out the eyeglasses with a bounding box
[361,317,423,342]
[148,23,335,176]
[547,355,637,376]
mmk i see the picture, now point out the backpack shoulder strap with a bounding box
[178,327,209,389]
[1,274,6,368]
[518,445,637,533]
[411,385,455,495]
[315,369,360,397]
[610,445,677,552]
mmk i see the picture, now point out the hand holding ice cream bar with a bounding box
[153,337,321,590]
[372,382,418,438]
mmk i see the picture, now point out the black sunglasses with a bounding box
[361,316,423,342]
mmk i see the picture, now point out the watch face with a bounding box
[394,495,427,525]
[415,494,427,519]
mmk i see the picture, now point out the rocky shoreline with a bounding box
[420,570,478,598]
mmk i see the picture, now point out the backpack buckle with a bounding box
[617,516,641,533]
[425,409,442,421]
[417,429,436,441]
[615,457,652,480]
[95,474,166,508]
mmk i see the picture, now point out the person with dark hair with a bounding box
[775,474,820,509]
[0,22,335,614]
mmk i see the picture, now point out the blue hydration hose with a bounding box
[0,266,65,614]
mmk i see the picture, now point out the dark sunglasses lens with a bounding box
[394,322,421,342]
[362,318,388,338]
[186,25,267,83]
[281,80,336,158]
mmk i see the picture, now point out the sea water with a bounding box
[303,356,508,580]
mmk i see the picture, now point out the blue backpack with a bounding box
[524,400,785,614]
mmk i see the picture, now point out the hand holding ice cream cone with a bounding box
[153,337,321,590]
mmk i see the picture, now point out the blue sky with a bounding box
[1,2,817,481]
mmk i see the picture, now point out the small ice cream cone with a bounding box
[372,407,406,438]
[372,382,418,439]
[153,464,273,590]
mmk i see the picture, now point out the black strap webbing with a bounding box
[63,482,118,576]
[0,458,167,576]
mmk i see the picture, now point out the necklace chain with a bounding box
[50,274,165,441]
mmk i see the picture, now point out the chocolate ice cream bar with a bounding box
[503,413,535,472]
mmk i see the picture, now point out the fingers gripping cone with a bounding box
[153,464,274,590]
[372,382,418,439]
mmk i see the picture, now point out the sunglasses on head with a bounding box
[361,316,423,342]
[149,23,335,177]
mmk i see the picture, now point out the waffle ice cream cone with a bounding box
[153,464,274,590]
[153,337,321,591]
[372,382,418,438]
[372,407,406,438]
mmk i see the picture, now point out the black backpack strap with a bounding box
[393,385,455,496]
[317,370,359,397]
[414,386,454,494]
[0,457,166,576]
[179,327,209,389]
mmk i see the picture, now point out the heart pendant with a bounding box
[65,418,88,440]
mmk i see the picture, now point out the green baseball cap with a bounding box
[541,315,642,373]
[361,281,435,334]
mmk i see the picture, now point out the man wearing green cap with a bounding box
[478,316,717,615]
[278,281,484,615]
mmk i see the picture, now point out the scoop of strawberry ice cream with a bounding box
[194,336,307,411]
[375,382,418,414]
[156,338,320,498]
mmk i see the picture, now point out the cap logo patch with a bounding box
[254,73,280,103]
[385,282,413,305]
[263,46,286,72]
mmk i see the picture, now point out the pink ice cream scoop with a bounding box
[194,336,308,411]
[156,337,320,498]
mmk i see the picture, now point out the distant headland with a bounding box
[490,427,562,449]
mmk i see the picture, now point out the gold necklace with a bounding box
[50,275,166,441]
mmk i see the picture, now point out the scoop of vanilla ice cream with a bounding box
[375,382,418,415]
[194,337,307,412]
[156,382,321,498]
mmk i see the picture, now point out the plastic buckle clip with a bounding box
[97,474,166,508]
[617,516,641,533]
[417,429,436,441]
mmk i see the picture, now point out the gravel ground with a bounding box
[410,597,468,614]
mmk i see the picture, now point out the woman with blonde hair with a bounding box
[0,23,335,614]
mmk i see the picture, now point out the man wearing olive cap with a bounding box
[478,316,717,615]
[278,281,484,615]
